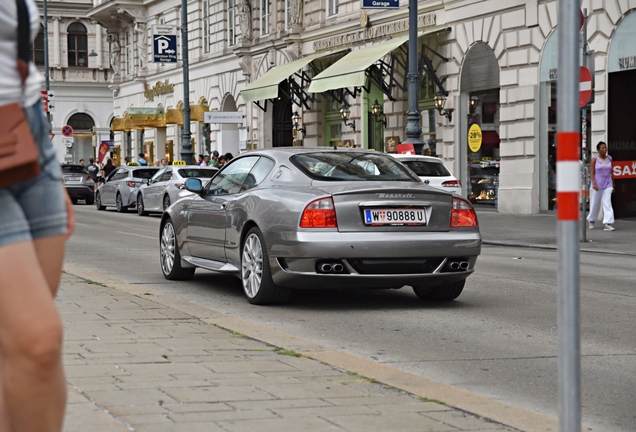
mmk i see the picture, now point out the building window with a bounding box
[203,0,211,53]
[228,0,238,46]
[67,22,87,67]
[33,24,45,66]
[285,0,291,30]
[260,0,270,36]
[327,0,338,17]
[125,29,132,74]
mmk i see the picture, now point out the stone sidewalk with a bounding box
[59,266,562,432]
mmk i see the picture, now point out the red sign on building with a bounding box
[612,160,636,179]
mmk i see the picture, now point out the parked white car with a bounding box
[391,154,461,195]
[136,165,219,215]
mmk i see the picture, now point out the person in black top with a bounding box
[86,157,99,182]
[103,158,116,177]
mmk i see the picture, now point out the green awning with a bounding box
[241,53,327,103]
[308,27,450,94]
[308,36,408,94]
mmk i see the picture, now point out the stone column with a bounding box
[156,128,167,163]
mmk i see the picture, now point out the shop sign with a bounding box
[612,160,636,179]
[468,124,482,152]
[152,25,177,63]
[313,13,436,51]
[204,111,244,124]
[618,56,636,71]
[144,80,174,101]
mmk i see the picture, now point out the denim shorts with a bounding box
[0,100,68,248]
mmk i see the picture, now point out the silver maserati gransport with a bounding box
[159,148,481,305]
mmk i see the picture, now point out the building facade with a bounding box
[36,0,114,164]
[88,0,636,217]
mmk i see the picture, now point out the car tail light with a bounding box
[300,197,338,228]
[450,197,478,227]
[175,183,185,190]
[126,181,135,188]
[442,180,461,188]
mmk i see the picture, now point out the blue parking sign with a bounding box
[152,26,178,63]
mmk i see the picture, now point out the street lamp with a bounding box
[339,105,356,130]
[291,111,305,134]
[371,99,387,127]
[434,92,454,121]
[180,0,193,163]
[403,0,424,151]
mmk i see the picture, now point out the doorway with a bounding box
[273,98,293,147]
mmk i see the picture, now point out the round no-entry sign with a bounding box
[579,66,593,108]
[61,125,74,137]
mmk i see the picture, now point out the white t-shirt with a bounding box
[0,0,43,108]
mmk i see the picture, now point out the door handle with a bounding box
[221,203,226,209]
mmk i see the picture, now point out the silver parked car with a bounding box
[61,164,95,205]
[95,166,160,212]
[136,165,219,216]
[391,154,462,195]
[159,148,481,305]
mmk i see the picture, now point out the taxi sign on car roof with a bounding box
[172,160,187,166]
[126,162,139,166]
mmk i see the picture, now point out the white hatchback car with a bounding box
[136,165,219,215]
[391,154,461,195]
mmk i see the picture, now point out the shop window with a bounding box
[260,0,270,36]
[33,25,45,66]
[482,103,497,124]
[67,22,87,67]
[325,98,342,147]
[327,0,338,17]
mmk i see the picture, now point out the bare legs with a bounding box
[0,234,68,432]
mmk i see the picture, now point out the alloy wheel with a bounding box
[160,222,176,276]
[242,233,263,298]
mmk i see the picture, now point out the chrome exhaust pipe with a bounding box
[333,263,344,273]
[449,261,460,270]
[320,263,333,273]
[459,261,469,270]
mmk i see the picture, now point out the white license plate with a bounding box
[65,176,81,181]
[364,208,426,226]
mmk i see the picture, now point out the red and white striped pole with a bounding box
[556,0,582,430]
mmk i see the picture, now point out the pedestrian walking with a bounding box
[587,141,615,231]
[85,157,99,182]
[137,152,148,166]
[103,157,116,178]
[0,1,73,430]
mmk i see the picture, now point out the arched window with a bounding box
[68,113,94,132]
[67,22,88,67]
[33,25,45,66]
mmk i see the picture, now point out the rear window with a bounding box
[61,165,88,174]
[291,152,419,182]
[401,160,451,177]
[132,169,159,179]
[178,168,218,178]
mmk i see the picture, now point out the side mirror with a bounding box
[184,177,203,194]
[142,178,150,185]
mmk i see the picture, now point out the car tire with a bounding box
[116,193,128,213]
[163,195,171,211]
[241,227,291,305]
[160,219,195,280]
[137,194,148,216]
[412,280,465,302]
[85,196,94,205]
[95,192,105,211]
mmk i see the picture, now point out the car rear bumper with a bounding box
[65,186,93,200]
[266,230,481,289]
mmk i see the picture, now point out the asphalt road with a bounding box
[67,204,636,432]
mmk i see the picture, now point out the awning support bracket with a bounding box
[420,44,449,96]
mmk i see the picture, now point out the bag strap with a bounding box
[16,0,31,85]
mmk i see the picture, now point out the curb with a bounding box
[482,240,636,256]
[62,263,569,432]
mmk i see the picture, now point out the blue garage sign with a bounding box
[360,0,399,9]
[152,25,177,63]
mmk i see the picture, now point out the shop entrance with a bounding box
[608,68,636,218]
[273,98,293,147]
